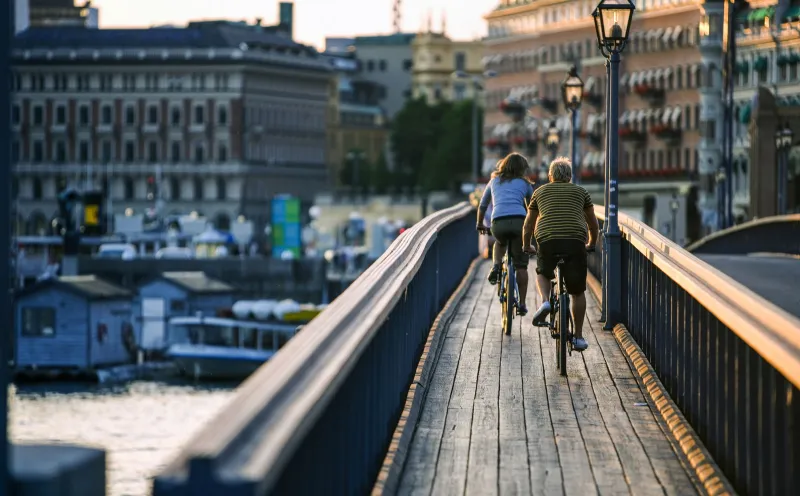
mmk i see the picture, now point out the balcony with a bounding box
[499,99,527,123]
[619,127,646,145]
[96,123,113,134]
[633,84,664,106]
[649,123,682,145]
[484,138,510,155]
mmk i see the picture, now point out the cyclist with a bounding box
[477,153,534,316]
[522,156,599,351]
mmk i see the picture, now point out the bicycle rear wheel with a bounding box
[558,293,568,376]
[504,264,514,336]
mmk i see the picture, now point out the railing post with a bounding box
[605,51,623,328]
[600,59,610,324]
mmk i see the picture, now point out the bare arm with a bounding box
[477,181,493,228]
[584,207,600,247]
[522,208,538,249]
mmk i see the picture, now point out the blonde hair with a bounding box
[491,152,530,182]
[548,156,573,182]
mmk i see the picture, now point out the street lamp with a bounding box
[776,122,794,215]
[546,121,560,161]
[593,0,635,329]
[562,66,584,184]
[453,70,497,185]
[669,194,680,243]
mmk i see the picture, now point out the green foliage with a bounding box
[390,97,482,192]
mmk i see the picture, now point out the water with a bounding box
[9,380,237,496]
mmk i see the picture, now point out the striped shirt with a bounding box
[529,182,593,244]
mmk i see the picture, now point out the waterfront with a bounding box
[9,380,237,496]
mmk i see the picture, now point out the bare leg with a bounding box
[517,268,528,308]
[493,242,507,266]
[536,274,551,304]
[571,292,586,339]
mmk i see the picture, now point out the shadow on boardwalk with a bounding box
[397,261,698,496]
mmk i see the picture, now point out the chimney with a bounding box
[279,2,294,39]
[255,17,262,26]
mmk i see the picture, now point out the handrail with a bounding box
[685,214,800,254]
[154,202,474,492]
[593,205,800,389]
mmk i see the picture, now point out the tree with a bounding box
[372,152,392,194]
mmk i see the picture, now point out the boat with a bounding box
[165,315,300,380]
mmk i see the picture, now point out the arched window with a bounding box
[216,177,226,200]
[193,177,204,200]
[170,177,181,200]
[123,178,134,200]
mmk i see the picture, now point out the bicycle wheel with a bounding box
[559,292,569,376]
[504,264,514,336]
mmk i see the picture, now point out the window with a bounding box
[193,177,204,199]
[454,52,466,71]
[147,142,158,163]
[32,74,45,91]
[147,105,158,124]
[54,140,67,163]
[100,74,113,91]
[217,143,228,162]
[101,140,113,163]
[78,141,90,163]
[170,107,181,126]
[124,141,136,162]
[379,60,387,71]
[55,105,66,125]
[367,60,374,71]
[402,59,413,71]
[32,177,43,199]
[453,83,466,101]
[191,74,206,90]
[78,105,90,126]
[125,105,136,125]
[54,73,68,91]
[11,140,20,162]
[32,105,44,126]
[171,141,182,163]
[217,106,228,125]
[77,74,90,91]
[216,177,226,200]
[122,74,136,91]
[170,177,180,200]
[11,104,20,125]
[101,104,113,124]
[193,105,205,125]
[124,178,134,199]
[21,307,56,337]
[170,300,186,312]
[214,74,228,90]
[193,143,205,163]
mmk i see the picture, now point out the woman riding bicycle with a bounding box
[477,153,534,316]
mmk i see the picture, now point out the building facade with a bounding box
[352,33,415,119]
[483,0,800,242]
[411,29,485,103]
[323,44,389,188]
[11,19,334,236]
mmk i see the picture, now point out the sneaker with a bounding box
[572,337,588,352]
[487,265,500,285]
[516,304,528,316]
[532,301,551,326]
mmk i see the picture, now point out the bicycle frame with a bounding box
[498,251,519,336]
[550,260,573,376]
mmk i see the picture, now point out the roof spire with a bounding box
[441,9,446,35]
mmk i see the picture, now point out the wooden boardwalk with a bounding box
[397,261,698,496]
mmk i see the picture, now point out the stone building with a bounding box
[411,27,485,103]
[11,19,334,236]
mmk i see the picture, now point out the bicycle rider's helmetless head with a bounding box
[548,156,573,184]
[492,152,530,181]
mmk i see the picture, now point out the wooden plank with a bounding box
[499,292,532,495]
[464,282,502,496]
[587,316,697,496]
[520,282,563,496]
[429,276,495,496]
[538,299,598,496]
[397,264,487,494]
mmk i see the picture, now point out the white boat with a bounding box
[165,316,300,380]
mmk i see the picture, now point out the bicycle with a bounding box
[533,246,595,377]
[479,227,521,336]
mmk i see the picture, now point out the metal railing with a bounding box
[591,205,800,495]
[686,214,800,255]
[152,202,477,495]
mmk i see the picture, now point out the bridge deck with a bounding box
[397,261,698,496]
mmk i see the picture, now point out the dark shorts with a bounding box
[536,239,587,294]
[491,216,528,268]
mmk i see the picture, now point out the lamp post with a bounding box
[1,0,10,490]
[453,70,497,185]
[593,0,635,329]
[562,66,584,185]
[545,121,560,162]
[669,194,680,243]
[776,122,794,215]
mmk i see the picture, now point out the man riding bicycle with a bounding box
[477,153,534,316]
[522,157,599,351]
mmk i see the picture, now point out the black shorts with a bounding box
[536,239,587,295]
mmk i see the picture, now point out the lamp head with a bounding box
[594,0,635,55]
[562,65,584,111]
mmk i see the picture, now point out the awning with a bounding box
[663,67,673,79]
[585,76,597,93]
[586,114,596,131]
[620,73,630,87]
[629,72,639,86]
[481,56,492,66]
[663,27,674,44]
[672,26,683,42]
[654,68,664,82]
[620,111,630,125]
[650,108,663,121]
[748,7,775,23]
[662,107,673,124]
[653,28,665,41]
[670,106,682,127]
[644,70,655,85]
[635,109,647,124]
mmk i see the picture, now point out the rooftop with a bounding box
[19,275,132,300]
[354,33,416,46]
[161,271,234,294]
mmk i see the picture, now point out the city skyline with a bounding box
[90,0,498,50]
